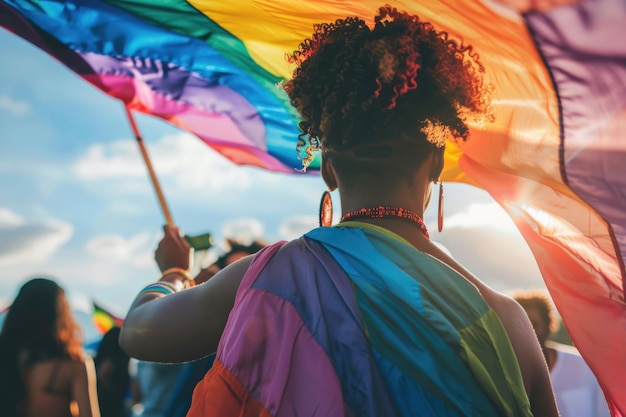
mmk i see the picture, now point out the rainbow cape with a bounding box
[0,0,625,414]
[188,225,532,417]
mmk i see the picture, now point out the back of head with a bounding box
[0,277,83,416]
[95,326,128,366]
[512,289,559,342]
[94,326,130,392]
[216,238,268,269]
[1,277,83,360]
[284,5,493,184]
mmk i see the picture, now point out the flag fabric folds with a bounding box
[1,0,624,415]
[92,301,124,334]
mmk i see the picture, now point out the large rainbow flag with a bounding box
[1,0,624,415]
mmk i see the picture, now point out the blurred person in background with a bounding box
[513,289,610,417]
[94,327,130,417]
[0,277,100,417]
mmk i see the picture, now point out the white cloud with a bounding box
[220,218,265,245]
[0,208,24,227]
[0,208,73,267]
[0,94,30,116]
[278,216,318,240]
[86,232,157,269]
[435,202,545,291]
[444,202,518,232]
[73,132,254,192]
[73,142,146,179]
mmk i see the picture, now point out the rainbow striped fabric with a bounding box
[188,224,532,417]
[92,301,124,334]
[0,0,307,172]
[1,1,625,414]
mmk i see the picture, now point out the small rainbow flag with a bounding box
[92,302,124,334]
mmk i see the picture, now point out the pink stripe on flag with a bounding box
[214,242,349,416]
[460,155,625,415]
[217,290,347,417]
[83,74,296,172]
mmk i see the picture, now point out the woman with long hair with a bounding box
[0,277,100,417]
[120,6,559,416]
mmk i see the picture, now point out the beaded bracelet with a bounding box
[160,267,192,281]
[136,281,179,298]
[159,267,195,288]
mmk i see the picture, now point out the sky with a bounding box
[0,28,547,337]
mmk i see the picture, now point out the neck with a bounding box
[333,164,434,240]
[338,177,429,219]
[340,206,430,238]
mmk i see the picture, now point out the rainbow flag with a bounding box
[92,301,124,335]
[1,1,624,414]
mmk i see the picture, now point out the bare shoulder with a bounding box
[432,242,540,352]
[196,254,254,297]
[424,243,558,415]
[425,241,531,324]
[424,243,546,377]
[480,287,530,325]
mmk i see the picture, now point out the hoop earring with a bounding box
[438,182,444,233]
[319,190,333,227]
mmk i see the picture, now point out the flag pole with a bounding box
[124,105,175,228]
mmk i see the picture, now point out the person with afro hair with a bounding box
[513,289,609,417]
[121,6,559,416]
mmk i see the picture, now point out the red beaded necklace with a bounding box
[340,206,430,239]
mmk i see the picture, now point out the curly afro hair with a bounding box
[284,5,493,177]
[512,289,559,334]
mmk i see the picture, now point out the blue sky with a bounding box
[0,28,546,332]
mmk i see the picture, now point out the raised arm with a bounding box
[119,258,249,363]
[119,226,249,363]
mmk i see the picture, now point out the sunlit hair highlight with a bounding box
[512,289,559,333]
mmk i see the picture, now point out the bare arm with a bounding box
[73,356,100,417]
[488,294,560,417]
[119,256,251,363]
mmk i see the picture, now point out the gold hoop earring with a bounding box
[319,190,333,227]
[438,182,444,233]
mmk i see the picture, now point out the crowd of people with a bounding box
[0,276,610,417]
[0,238,268,417]
[0,5,613,417]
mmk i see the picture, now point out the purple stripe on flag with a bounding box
[527,1,626,274]
[78,52,266,148]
